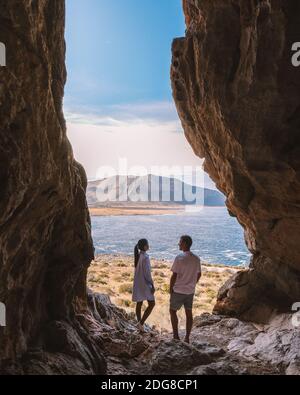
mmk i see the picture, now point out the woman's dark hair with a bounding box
[134,239,149,267]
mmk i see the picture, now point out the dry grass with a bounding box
[88,254,241,331]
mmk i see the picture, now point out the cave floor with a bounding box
[102,312,290,376]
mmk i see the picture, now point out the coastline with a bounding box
[89,206,184,217]
[88,254,242,330]
[89,205,226,217]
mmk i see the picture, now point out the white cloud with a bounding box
[64,100,182,128]
[64,101,217,190]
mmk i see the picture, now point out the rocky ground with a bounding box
[88,293,300,376]
[2,290,298,375]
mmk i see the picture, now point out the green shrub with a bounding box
[96,279,107,285]
[117,262,127,268]
[122,299,132,308]
[160,283,170,294]
[205,289,216,299]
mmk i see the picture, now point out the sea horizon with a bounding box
[91,207,251,267]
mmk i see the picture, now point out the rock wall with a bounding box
[172,0,300,319]
[0,0,106,373]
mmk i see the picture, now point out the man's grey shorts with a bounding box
[170,292,194,311]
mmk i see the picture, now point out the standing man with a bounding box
[169,235,201,343]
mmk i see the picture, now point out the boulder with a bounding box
[150,340,215,374]
[171,0,300,318]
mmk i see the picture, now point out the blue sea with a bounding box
[91,207,251,267]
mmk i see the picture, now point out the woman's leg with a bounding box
[136,302,143,322]
[140,301,155,325]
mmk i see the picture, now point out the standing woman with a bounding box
[132,239,156,330]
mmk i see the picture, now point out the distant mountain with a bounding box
[87,175,225,207]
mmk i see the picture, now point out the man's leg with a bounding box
[184,308,193,343]
[170,309,180,340]
[141,301,155,325]
[136,302,143,322]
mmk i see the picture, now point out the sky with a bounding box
[65,0,216,189]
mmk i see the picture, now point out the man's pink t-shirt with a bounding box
[171,252,201,295]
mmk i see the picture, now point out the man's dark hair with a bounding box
[181,235,193,249]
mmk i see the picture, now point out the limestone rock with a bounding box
[189,360,250,376]
[191,313,300,375]
[0,0,103,374]
[172,0,300,317]
[150,340,214,374]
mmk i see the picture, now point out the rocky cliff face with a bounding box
[0,0,106,373]
[172,0,300,320]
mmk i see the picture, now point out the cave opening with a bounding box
[64,0,250,330]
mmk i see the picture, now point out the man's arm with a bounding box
[196,259,202,283]
[170,273,177,294]
[196,272,202,283]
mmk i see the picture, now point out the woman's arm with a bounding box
[143,256,155,292]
